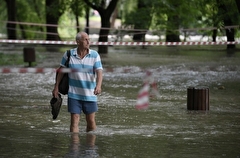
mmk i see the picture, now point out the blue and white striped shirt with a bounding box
[60,48,103,101]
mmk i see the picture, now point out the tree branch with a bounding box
[83,0,99,10]
[106,0,119,14]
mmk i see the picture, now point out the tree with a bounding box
[216,0,239,49]
[124,0,152,42]
[195,0,218,42]
[83,0,119,54]
[146,0,201,42]
[85,6,90,34]
[235,0,240,13]
[165,2,180,42]
[70,0,85,33]
[162,0,201,42]
[16,0,45,39]
[45,0,67,40]
[4,0,17,39]
[3,0,46,40]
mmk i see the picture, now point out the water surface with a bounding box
[0,46,240,157]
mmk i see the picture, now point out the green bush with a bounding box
[0,53,24,66]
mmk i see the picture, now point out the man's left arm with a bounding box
[94,69,103,95]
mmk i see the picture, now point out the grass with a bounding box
[0,53,24,66]
[1,45,239,68]
[0,52,44,67]
[101,45,240,68]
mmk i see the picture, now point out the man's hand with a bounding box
[94,69,103,95]
[52,86,59,98]
[94,87,101,95]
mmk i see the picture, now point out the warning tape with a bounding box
[0,68,94,73]
[135,71,161,110]
[0,67,141,73]
[0,39,239,46]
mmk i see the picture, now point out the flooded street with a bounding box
[0,45,240,157]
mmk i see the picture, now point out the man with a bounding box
[52,32,103,133]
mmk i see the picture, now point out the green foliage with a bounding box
[70,0,85,16]
[58,12,78,39]
[123,0,153,29]
[46,0,69,17]
[152,0,201,30]
[15,0,46,39]
[0,0,7,35]
[197,0,240,37]
[0,53,24,65]
[121,0,137,20]
[122,0,240,40]
[1,0,240,41]
[84,0,105,7]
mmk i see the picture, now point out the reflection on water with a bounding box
[0,48,240,157]
[65,133,99,158]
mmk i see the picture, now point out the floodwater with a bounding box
[0,45,240,158]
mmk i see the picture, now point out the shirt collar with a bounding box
[73,47,91,56]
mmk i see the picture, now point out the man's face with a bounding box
[77,34,90,49]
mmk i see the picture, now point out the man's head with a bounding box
[76,32,90,49]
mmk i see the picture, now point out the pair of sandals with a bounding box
[50,94,62,120]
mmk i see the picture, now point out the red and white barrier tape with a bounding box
[136,83,150,110]
[135,71,160,110]
[0,67,143,73]
[0,39,239,46]
[0,68,93,73]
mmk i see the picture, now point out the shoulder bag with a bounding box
[58,50,70,95]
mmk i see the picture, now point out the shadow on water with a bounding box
[0,45,240,157]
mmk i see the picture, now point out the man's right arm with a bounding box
[52,66,64,98]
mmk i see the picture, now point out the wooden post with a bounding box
[187,87,209,110]
[187,87,194,110]
[23,47,35,67]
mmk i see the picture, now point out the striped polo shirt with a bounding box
[60,48,103,102]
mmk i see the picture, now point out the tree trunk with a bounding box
[166,1,180,42]
[111,7,118,28]
[235,0,240,13]
[133,30,146,42]
[85,7,90,34]
[19,24,27,39]
[218,1,235,49]
[224,19,235,49]
[4,0,17,39]
[212,21,218,42]
[212,29,217,42]
[98,13,111,54]
[83,0,119,54]
[166,30,180,42]
[75,15,80,33]
[45,0,61,40]
[166,15,180,42]
[132,0,150,42]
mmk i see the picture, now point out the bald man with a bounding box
[53,32,103,133]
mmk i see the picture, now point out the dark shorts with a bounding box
[68,98,98,114]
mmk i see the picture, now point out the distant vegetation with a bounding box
[0,53,24,66]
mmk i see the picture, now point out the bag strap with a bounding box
[65,50,71,67]
[55,50,71,83]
